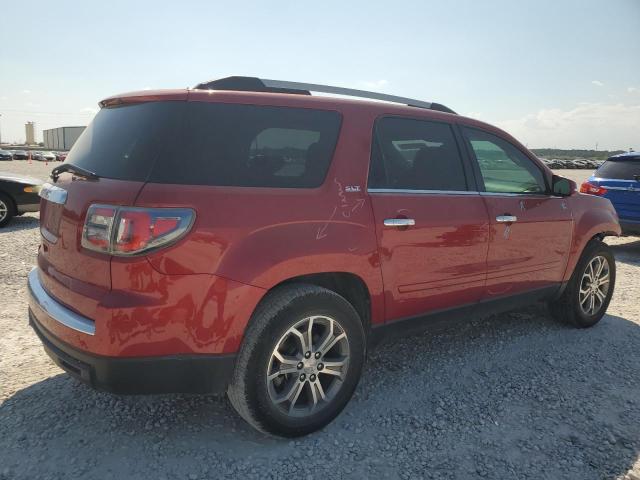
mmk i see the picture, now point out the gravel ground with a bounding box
[1,161,639,479]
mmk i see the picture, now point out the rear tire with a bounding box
[227,284,366,437]
[0,193,15,228]
[549,239,615,328]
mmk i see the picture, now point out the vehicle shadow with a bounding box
[1,214,39,233]
[1,307,639,479]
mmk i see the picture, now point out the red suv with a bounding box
[29,77,621,436]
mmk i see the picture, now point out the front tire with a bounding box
[549,239,616,328]
[227,284,366,437]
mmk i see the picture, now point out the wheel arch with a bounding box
[274,272,372,334]
[563,195,621,283]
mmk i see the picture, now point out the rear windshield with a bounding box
[151,102,342,188]
[66,102,184,182]
[596,159,640,180]
[68,101,342,187]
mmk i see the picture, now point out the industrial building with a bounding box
[43,126,85,151]
[25,122,36,145]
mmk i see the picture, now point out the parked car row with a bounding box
[0,149,68,161]
[539,157,604,169]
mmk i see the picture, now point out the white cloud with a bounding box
[361,79,388,90]
[628,86,638,93]
[495,102,640,149]
[591,80,604,87]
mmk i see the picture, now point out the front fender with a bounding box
[563,193,621,282]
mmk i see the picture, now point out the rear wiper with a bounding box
[51,164,99,182]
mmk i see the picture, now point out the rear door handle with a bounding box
[496,215,517,223]
[384,218,416,227]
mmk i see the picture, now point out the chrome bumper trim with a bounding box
[17,203,40,213]
[27,268,95,336]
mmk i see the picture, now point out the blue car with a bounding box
[581,151,640,235]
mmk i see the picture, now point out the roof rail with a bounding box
[193,76,456,114]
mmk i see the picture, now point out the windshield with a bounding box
[596,159,640,180]
[66,101,185,181]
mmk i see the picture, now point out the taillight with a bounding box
[81,205,195,256]
[580,182,608,196]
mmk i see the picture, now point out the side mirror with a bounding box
[552,175,576,196]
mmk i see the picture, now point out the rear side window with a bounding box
[368,117,468,191]
[66,102,184,182]
[152,103,342,188]
[596,159,640,180]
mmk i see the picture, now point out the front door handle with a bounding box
[496,215,517,223]
[384,218,416,227]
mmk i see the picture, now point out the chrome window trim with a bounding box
[39,182,68,205]
[478,191,550,198]
[27,268,95,336]
[367,188,480,195]
[366,188,555,197]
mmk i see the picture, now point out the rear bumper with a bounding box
[28,268,236,394]
[620,220,640,236]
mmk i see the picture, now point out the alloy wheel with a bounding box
[266,315,349,417]
[0,200,7,222]
[579,255,610,316]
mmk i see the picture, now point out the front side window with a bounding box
[463,127,546,194]
[368,117,468,191]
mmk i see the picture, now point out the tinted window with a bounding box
[67,102,184,182]
[368,117,468,191]
[596,159,640,180]
[152,103,341,187]
[463,128,546,194]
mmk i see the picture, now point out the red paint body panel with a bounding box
[562,193,621,282]
[481,195,573,297]
[32,88,621,365]
[34,257,265,357]
[369,193,489,321]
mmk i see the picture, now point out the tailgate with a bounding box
[38,174,146,312]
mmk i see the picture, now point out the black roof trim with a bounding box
[193,76,456,114]
[194,76,310,96]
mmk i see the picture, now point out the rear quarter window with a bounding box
[596,160,640,180]
[151,102,342,188]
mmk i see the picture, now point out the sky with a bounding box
[0,0,638,150]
